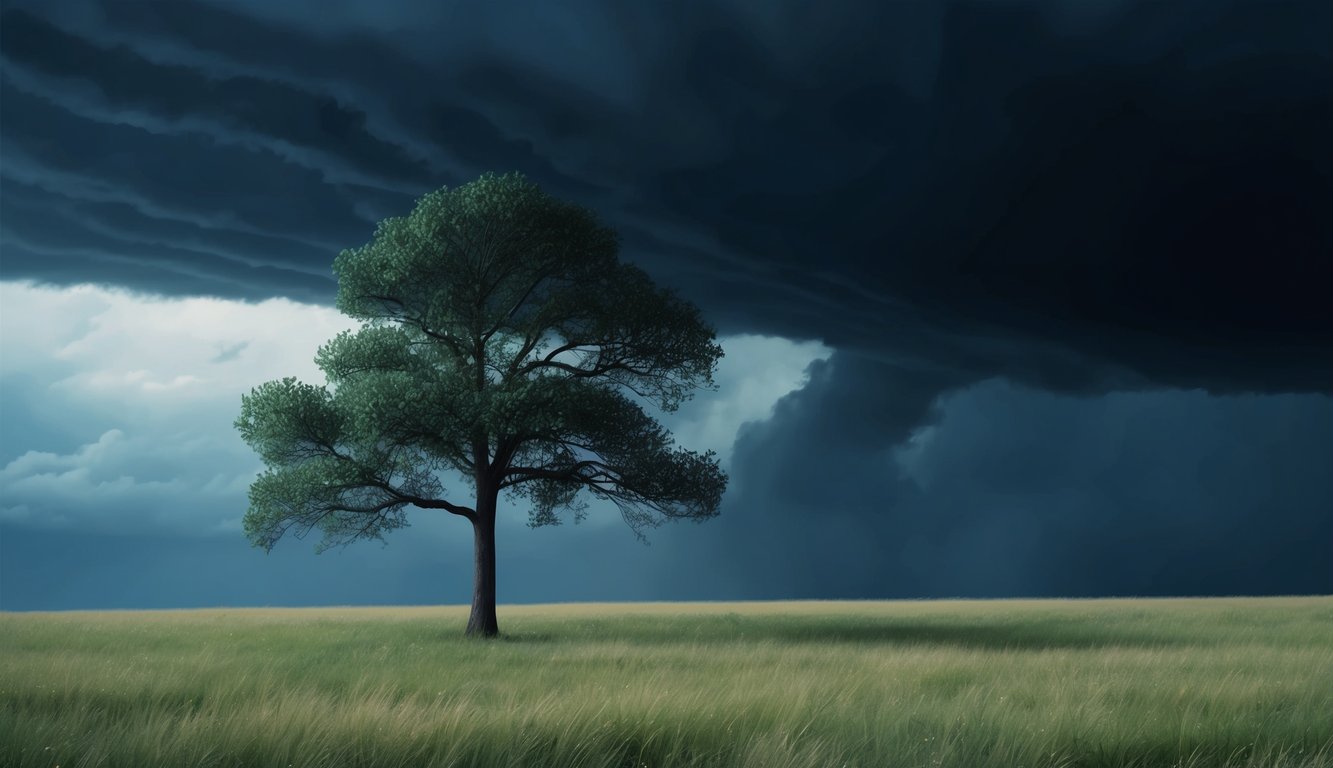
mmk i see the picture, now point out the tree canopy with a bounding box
[235,172,727,635]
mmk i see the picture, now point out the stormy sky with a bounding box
[1,0,1330,610]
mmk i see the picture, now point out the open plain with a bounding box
[2,597,1331,767]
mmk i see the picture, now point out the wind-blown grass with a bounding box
[2,597,1331,767]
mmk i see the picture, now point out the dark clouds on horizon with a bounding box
[1,0,1331,607]
[5,369,1330,610]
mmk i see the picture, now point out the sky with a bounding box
[0,0,1330,610]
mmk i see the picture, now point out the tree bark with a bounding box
[466,488,499,638]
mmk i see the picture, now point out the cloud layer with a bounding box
[699,355,1333,599]
[0,280,826,538]
[2,0,1329,394]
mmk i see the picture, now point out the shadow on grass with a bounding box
[742,620,1194,651]
[484,616,1201,651]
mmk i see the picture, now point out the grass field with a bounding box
[2,597,1331,768]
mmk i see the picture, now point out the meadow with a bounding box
[1,597,1330,768]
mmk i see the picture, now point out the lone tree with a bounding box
[235,173,726,637]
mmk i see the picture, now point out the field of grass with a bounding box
[2,597,1331,768]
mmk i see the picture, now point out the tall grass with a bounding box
[2,598,1331,767]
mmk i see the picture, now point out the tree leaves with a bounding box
[237,172,726,552]
[236,376,449,551]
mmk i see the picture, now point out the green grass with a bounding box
[2,598,1331,767]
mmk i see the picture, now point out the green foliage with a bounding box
[236,172,726,552]
[5,598,1332,767]
[235,377,444,552]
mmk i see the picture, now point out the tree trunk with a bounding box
[466,493,499,638]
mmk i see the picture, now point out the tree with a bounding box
[235,172,727,637]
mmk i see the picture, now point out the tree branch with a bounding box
[500,460,615,489]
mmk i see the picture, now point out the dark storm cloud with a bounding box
[1,176,336,301]
[674,352,1333,599]
[5,0,1327,392]
[645,0,1333,394]
[0,8,431,188]
[3,0,1328,394]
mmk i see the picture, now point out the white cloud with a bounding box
[0,427,250,534]
[0,281,829,536]
[1,281,355,534]
[664,334,832,465]
[4,282,355,417]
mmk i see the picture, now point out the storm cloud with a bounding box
[699,354,1333,599]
